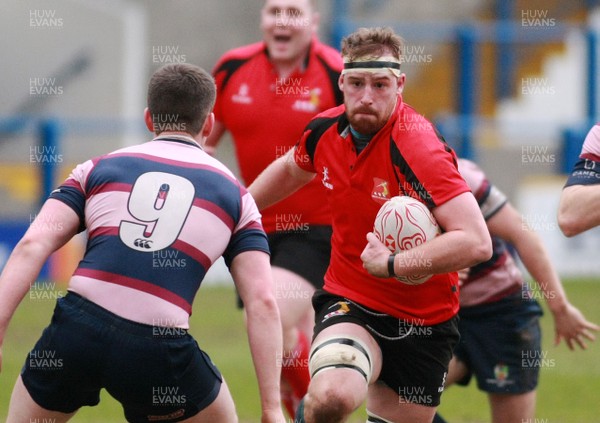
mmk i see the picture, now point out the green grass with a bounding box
[2,280,599,422]
[437,278,600,423]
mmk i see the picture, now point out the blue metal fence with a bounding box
[328,4,600,163]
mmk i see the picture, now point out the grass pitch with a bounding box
[1,279,599,422]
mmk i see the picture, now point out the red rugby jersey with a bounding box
[294,98,469,324]
[212,38,343,233]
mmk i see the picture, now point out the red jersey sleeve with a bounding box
[211,42,265,123]
[294,129,316,173]
[294,107,345,173]
[393,106,470,208]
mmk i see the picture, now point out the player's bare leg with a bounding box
[366,380,438,423]
[272,266,315,351]
[488,391,536,423]
[6,375,76,423]
[8,374,238,423]
[272,266,315,417]
[444,357,536,423]
[302,322,382,423]
[179,378,238,423]
[445,356,469,385]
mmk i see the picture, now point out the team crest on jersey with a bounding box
[371,177,391,204]
[232,83,253,104]
[292,88,321,113]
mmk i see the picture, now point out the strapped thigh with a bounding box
[308,336,373,382]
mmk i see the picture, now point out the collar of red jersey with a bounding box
[152,134,203,150]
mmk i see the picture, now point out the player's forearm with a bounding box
[245,295,283,413]
[513,229,568,313]
[0,238,52,344]
[231,251,284,413]
[392,227,491,277]
[0,200,79,346]
[558,185,600,236]
[395,192,493,275]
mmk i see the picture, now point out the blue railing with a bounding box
[328,5,600,164]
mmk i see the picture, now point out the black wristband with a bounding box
[387,253,397,277]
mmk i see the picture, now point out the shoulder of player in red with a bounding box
[211,41,266,85]
[213,42,265,71]
[212,38,343,87]
[310,38,344,71]
[298,105,346,145]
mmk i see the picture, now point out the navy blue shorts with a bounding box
[312,290,460,407]
[21,292,222,422]
[454,292,544,394]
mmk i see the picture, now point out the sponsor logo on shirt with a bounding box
[321,167,333,190]
[584,158,596,170]
[232,83,253,104]
[292,88,321,113]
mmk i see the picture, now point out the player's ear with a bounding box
[397,73,406,95]
[201,112,215,138]
[338,73,344,91]
[311,11,320,33]
[144,108,155,133]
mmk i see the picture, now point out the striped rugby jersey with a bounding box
[50,135,268,328]
[457,158,523,307]
[565,124,600,187]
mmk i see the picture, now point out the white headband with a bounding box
[342,55,402,77]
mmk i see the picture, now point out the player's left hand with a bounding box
[361,232,393,278]
[552,303,600,350]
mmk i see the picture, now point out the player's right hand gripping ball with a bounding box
[373,196,440,285]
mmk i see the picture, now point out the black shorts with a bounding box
[237,225,332,308]
[453,292,544,394]
[21,292,222,422]
[312,290,459,407]
[268,225,331,288]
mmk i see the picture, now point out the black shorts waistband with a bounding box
[61,291,189,339]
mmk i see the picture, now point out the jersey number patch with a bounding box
[119,172,195,251]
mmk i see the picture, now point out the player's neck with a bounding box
[154,132,203,149]
[271,53,308,79]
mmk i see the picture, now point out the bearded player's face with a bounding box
[261,0,317,66]
[340,70,404,135]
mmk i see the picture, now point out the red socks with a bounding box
[280,331,311,417]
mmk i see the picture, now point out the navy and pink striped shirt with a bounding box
[51,135,268,328]
[457,158,522,307]
[565,124,600,187]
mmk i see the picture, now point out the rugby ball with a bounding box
[373,196,440,284]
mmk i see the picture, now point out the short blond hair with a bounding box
[341,27,404,62]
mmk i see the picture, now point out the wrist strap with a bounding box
[387,253,397,277]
